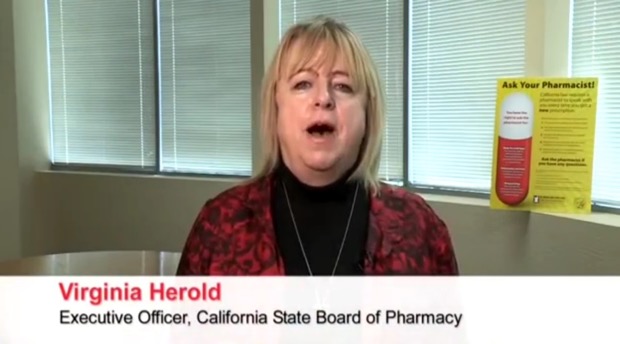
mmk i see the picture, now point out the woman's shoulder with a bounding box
[375,183,458,274]
[376,182,436,212]
[373,182,447,232]
[196,175,270,220]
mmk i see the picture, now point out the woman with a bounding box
[176,16,458,276]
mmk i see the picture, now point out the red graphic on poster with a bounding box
[495,93,534,206]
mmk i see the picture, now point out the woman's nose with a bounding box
[314,87,335,110]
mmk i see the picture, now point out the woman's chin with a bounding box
[302,155,339,172]
[305,161,336,172]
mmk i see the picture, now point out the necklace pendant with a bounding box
[313,285,332,311]
[314,293,328,310]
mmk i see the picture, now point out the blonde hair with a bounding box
[255,16,385,194]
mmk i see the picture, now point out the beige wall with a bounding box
[0,0,20,260]
[1,0,619,274]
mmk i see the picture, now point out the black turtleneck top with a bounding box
[271,164,370,276]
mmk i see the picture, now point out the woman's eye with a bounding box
[293,81,311,89]
[334,83,353,93]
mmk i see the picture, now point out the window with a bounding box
[47,0,156,168]
[158,0,252,175]
[570,0,620,208]
[407,0,527,192]
[46,0,620,210]
[279,0,405,182]
[46,0,252,176]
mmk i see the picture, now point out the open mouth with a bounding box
[306,122,335,137]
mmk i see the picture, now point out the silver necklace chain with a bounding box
[282,181,360,276]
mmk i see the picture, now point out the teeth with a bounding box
[307,123,334,137]
[308,130,331,136]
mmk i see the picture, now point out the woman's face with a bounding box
[275,44,366,186]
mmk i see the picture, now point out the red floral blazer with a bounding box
[176,175,458,275]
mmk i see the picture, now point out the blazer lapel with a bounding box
[244,175,286,275]
[364,186,404,275]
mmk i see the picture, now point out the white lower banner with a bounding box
[0,276,617,343]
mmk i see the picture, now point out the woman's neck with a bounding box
[276,163,357,202]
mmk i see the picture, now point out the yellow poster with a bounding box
[490,77,598,214]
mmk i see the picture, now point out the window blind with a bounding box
[279,0,404,182]
[158,0,252,176]
[408,0,527,192]
[570,0,620,208]
[47,0,156,168]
